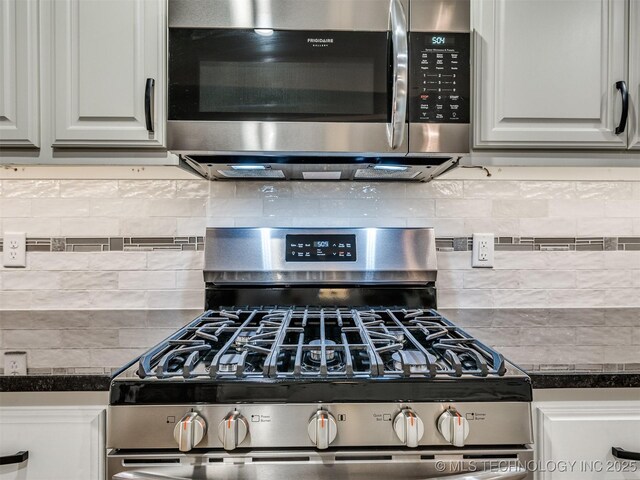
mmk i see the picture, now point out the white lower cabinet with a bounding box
[0,406,105,480]
[534,401,640,480]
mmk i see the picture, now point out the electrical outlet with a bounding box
[3,232,26,267]
[472,233,494,268]
[4,352,27,376]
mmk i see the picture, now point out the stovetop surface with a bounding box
[110,308,531,405]
[126,307,523,380]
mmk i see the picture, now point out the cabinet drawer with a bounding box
[0,407,104,480]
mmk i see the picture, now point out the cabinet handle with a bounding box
[612,446,640,461]
[0,450,28,465]
[145,78,155,133]
[615,80,628,135]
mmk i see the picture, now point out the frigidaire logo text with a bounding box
[307,38,334,47]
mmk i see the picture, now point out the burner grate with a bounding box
[135,307,507,380]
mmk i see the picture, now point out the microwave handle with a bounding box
[389,0,408,149]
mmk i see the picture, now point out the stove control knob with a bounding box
[307,410,337,450]
[217,411,248,451]
[437,409,470,447]
[174,412,207,452]
[393,408,425,447]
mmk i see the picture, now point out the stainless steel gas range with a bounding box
[107,228,533,480]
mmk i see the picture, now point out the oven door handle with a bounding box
[433,466,528,480]
[113,472,189,480]
[388,0,408,150]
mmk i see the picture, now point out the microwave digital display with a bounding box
[430,36,453,46]
[409,32,470,124]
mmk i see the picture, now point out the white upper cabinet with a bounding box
[629,0,640,149]
[0,0,39,147]
[473,0,628,149]
[52,0,165,148]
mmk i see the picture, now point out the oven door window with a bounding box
[169,29,390,122]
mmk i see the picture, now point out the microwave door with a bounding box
[167,0,410,156]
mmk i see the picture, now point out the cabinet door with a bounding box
[629,0,640,149]
[53,0,164,147]
[0,407,105,480]
[0,0,39,147]
[536,402,640,480]
[473,0,628,149]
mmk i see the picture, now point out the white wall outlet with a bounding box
[4,351,27,376]
[3,232,26,267]
[472,233,494,268]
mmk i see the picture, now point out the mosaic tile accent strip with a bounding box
[432,236,640,252]
[0,236,204,252]
[619,237,640,251]
[0,236,638,252]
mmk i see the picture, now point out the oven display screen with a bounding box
[286,235,356,262]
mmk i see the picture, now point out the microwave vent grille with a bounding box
[217,169,286,179]
[354,168,421,180]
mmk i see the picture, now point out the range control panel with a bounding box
[409,32,470,123]
[285,234,356,262]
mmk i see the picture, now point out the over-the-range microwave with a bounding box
[168,0,470,181]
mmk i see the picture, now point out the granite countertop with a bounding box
[1,371,639,392]
[528,371,640,389]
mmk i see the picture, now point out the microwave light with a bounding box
[231,165,267,171]
[373,165,409,171]
[254,29,274,36]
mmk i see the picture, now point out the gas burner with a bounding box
[302,339,344,372]
[309,339,337,362]
[392,350,429,374]
[218,353,243,373]
[235,331,255,348]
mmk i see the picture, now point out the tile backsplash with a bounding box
[0,178,639,310]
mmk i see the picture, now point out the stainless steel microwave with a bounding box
[168,0,470,180]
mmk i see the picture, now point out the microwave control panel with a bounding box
[285,235,356,262]
[409,32,470,123]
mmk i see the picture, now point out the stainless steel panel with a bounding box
[169,0,404,31]
[108,448,534,480]
[107,402,533,449]
[203,227,437,284]
[409,123,470,154]
[168,121,408,156]
[410,0,471,32]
